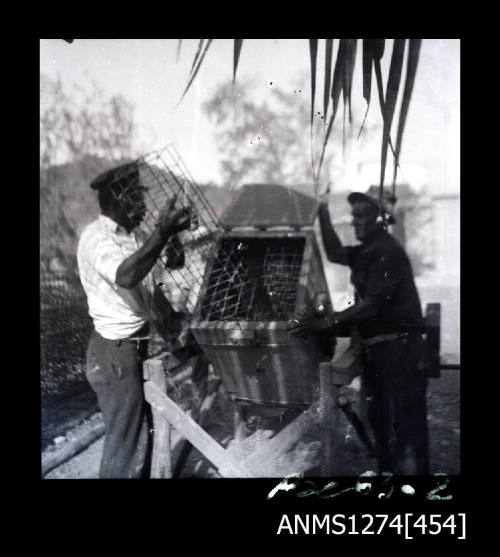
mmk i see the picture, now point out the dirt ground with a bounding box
[42,362,460,480]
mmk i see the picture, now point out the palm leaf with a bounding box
[330,39,347,123]
[379,39,406,198]
[233,39,244,83]
[392,39,422,189]
[362,39,373,106]
[178,39,213,105]
[341,39,356,157]
[189,39,206,77]
[314,40,349,182]
[373,54,400,176]
[342,39,357,124]
[309,39,318,127]
[309,39,318,179]
[315,115,333,183]
[342,102,347,159]
[176,39,183,63]
[323,39,334,127]
[359,38,385,138]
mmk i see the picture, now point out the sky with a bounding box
[40,38,460,195]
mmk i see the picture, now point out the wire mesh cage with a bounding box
[199,237,305,322]
[105,145,244,323]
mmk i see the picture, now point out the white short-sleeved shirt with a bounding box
[77,215,155,340]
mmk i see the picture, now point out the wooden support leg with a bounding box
[319,362,339,477]
[144,356,173,478]
[152,421,172,479]
[144,380,253,477]
[173,379,221,478]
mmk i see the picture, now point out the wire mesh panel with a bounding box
[263,248,304,319]
[40,270,93,395]
[199,237,305,322]
[105,145,243,323]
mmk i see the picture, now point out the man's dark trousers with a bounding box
[86,330,152,478]
[361,333,430,476]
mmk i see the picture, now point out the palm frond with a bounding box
[373,41,402,189]
[323,39,334,128]
[178,39,213,105]
[342,39,357,124]
[330,39,347,123]
[176,38,422,202]
[392,39,421,190]
[190,39,206,77]
[233,39,244,83]
[379,39,406,199]
[309,39,318,179]
[314,39,348,182]
[176,39,183,63]
[359,38,385,138]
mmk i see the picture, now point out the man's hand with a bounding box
[116,195,192,289]
[287,307,331,338]
[157,194,193,239]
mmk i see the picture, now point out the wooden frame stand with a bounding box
[143,353,352,478]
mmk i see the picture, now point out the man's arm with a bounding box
[116,199,191,289]
[317,202,349,265]
[287,297,380,337]
[333,247,403,328]
[331,298,379,328]
[288,246,401,337]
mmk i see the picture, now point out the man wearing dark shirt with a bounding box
[289,190,429,475]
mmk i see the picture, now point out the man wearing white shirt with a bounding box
[77,163,192,478]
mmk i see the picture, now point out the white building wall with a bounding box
[432,195,460,277]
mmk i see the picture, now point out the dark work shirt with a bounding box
[342,230,424,338]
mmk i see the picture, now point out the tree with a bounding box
[40,74,137,171]
[204,80,318,187]
[204,78,379,193]
[182,39,422,196]
[40,74,139,271]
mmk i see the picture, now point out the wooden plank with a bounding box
[144,382,253,478]
[151,420,172,478]
[337,394,375,457]
[145,357,172,478]
[42,419,105,477]
[173,379,221,478]
[143,357,164,382]
[319,362,338,476]
[240,405,317,474]
[330,344,363,385]
[144,353,208,477]
[144,353,194,386]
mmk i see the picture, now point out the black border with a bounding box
[31,36,473,546]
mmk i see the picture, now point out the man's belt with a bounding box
[361,331,408,348]
[115,322,150,346]
[121,335,150,342]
